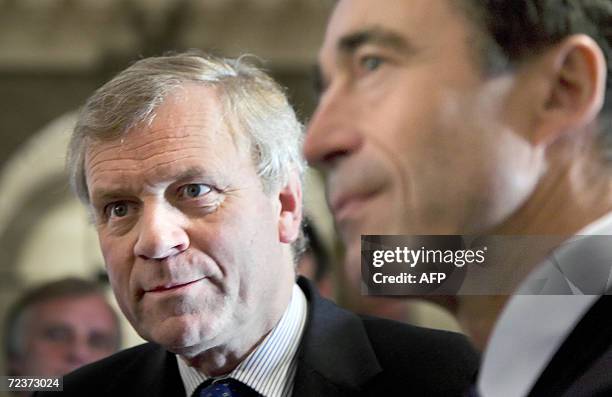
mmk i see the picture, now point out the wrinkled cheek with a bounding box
[100,239,136,321]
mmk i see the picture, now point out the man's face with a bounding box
[13,294,118,377]
[304,0,543,280]
[85,84,296,356]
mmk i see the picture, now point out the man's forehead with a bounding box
[321,0,461,58]
[84,85,235,171]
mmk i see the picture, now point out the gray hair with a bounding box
[68,51,305,203]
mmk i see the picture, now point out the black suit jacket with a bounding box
[516,235,612,397]
[527,295,612,397]
[37,277,478,396]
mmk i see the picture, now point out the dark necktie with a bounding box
[193,378,260,397]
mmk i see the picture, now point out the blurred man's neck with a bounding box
[492,145,612,236]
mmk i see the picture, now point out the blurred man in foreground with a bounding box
[4,277,120,394]
[37,52,477,396]
[305,1,612,396]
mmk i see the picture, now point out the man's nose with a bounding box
[64,338,94,367]
[133,202,189,260]
[303,85,363,169]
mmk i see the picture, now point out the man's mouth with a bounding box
[331,190,379,222]
[147,277,207,293]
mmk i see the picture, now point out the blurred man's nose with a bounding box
[65,339,92,367]
[133,201,189,260]
[304,85,363,169]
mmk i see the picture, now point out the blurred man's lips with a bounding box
[147,277,207,293]
[331,190,379,223]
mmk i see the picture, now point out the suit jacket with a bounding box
[528,295,612,397]
[526,232,612,397]
[37,277,478,396]
[479,228,612,397]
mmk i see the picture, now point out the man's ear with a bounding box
[277,171,303,244]
[533,34,606,145]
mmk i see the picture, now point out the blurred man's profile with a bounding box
[4,277,121,394]
[305,0,612,396]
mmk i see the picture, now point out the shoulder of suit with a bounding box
[359,315,479,384]
[61,342,168,393]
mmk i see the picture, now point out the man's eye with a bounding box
[106,202,130,218]
[43,326,71,343]
[89,332,117,351]
[180,184,212,198]
[360,56,384,72]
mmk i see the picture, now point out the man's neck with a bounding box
[180,328,273,377]
[493,148,612,236]
[461,154,612,295]
[180,282,294,377]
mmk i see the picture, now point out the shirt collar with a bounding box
[479,212,612,397]
[177,283,308,397]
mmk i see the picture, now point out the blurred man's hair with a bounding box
[457,0,611,154]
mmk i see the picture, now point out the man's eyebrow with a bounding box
[173,167,209,182]
[338,27,415,55]
[90,167,212,203]
[313,27,416,97]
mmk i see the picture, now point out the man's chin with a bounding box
[166,341,209,357]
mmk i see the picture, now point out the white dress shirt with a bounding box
[478,212,612,397]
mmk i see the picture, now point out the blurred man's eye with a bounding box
[360,55,384,71]
[42,326,72,343]
[88,332,117,351]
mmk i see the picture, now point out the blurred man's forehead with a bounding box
[319,0,472,66]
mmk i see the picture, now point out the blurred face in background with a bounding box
[11,294,119,377]
[304,0,545,283]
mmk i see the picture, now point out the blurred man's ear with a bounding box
[532,34,606,146]
[277,171,303,244]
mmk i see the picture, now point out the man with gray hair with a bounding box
[37,52,477,397]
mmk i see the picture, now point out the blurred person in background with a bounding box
[4,277,121,395]
[296,218,334,299]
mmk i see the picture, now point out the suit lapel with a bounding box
[528,295,612,396]
[109,343,185,397]
[158,349,186,396]
[292,277,382,396]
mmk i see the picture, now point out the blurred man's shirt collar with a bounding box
[479,211,612,397]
